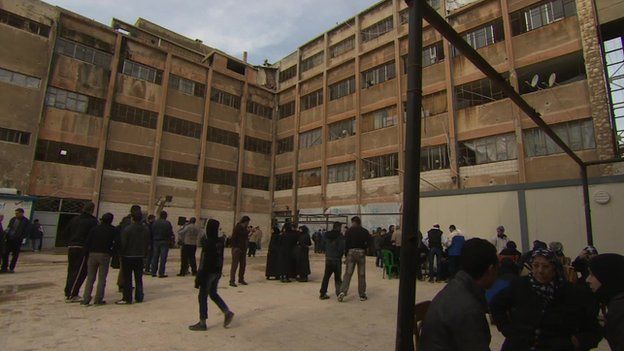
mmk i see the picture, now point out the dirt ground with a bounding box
[0,250,610,351]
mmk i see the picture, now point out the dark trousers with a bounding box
[247,242,257,257]
[230,248,246,283]
[121,257,144,303]
[65,247,88,298]
[375,249,383,267]
[180,245,197,275]
[1,239,21,271]
[143,246,152,273]
[448,255,460,278]
[428,247,442,281]
[151,241,169,276]
[198,273,229,320]
[31,238,43,251]
[320,259,342,296]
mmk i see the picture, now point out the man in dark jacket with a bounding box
[64,202,98,301]
[338,216,371,302]
[82,213,117,305]
[425,224,445,283]
[116,210,149,304]
[319,222,345,300]
[229,216,250,287]
[150,211,173,278]
[1,208,30,273]
[420,238,499,351]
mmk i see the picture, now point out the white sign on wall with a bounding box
[0,196,35,220]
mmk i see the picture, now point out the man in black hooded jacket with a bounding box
[319,222,345,300]
[64,202,98,302]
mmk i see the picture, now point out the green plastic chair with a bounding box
[382,249,399,279]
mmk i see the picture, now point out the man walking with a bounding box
[319,222,344,300]
[82,213,117,306]
[116,209,149,305]
[229,216,250,287]
[424,224,445,283]
[143,214,155,274]
[1,208,30,273]
[64,202,98,301]
[338,216,371,302]
[151,211,173,278]
[177,217,200,276]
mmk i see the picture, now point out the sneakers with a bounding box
[65,296,82,303]
[115,300,131,305]
[189,322,207,331]
[359,295,368,301]
[319,294,330,300]
[223,311,235,328]
[93,301,107,306]
[229,282,237,287]
[337,292,345,302]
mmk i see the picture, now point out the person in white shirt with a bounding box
[490,225,508,254]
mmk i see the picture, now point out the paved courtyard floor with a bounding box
[0,250,610,351]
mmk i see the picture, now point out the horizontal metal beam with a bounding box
[584,158,624,166]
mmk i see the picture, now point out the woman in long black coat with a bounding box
[278,223,298,283]
[295,226,312,282]
[265,224,281,280]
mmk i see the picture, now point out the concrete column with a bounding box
[442,37,460,188]
[393,0,406,196]
[355,15,363,215]
[292,50,302,220]
[234,80,250,223]
[194,67,214,219]
[321,33,329,213]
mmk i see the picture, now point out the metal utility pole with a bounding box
[396,0,422,350]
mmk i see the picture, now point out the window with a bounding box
[244,136,272,154]
[104,150,153,175]
[0,9,50,37]
[421,145,449,171]
[0,67,41,89]
[362,153,399,179]
[226,59,246,75]
[511,0,576,36]
[277,136,294,154]
[301,89,323,111]
[242,173,269,191]
[299,128,322,148]
[455,75,507,109]
[247,101,273,119]
[45,86,105,117]
[210,88,241,109]
[204,167,237,186]
[328,162,356,183]
[452,20,505,56]
[604,37,624,153]
[33,197,61,212]
[422,90,448,116]
[458,133,517,166]
[35,140,98,168]
[0,127,30,145]
[207,127,239,148]
[361,16,393,42]
[121,60,163,84]
[517,51,586,94]
[279,101,295,119]
[524,119,595,157]
[279,65,297,82]
[169,74,205,97]
[163,115,202,139]
[362,106,397,132]
[55,38,113,69]
[329,76,356,101]
[362,61,396,88]
[298,168,321,187]
[275,173,293,190]
[300,52,324,73]
[330,36,355,58]
[158,159,197,181]
[402,42,445,72]
[328,118,355,140]
[111,103,158,128]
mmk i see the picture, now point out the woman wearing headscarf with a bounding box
[490,249,602,350]
[587,254,624,350]
[265,220,281,280]
[295,225,312,282]
[189,219,234,331]
[278,222,298,283]
[573,246,599,284]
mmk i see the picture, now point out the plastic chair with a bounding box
[382,249,399,279]
[414,300,432,349]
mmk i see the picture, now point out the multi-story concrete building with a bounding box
[0,0,622,253]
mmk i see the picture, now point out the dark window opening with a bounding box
[458,133,517,166]
[104,150,153,175]
[524,119,595,157]
[35,140,98,168]
[204,167,237,186]
[207,127,239,148]
[362,153,399,179]
[279,65,297,82]
[242,173,269,191]
[277,136,294,154]
[0,9,50,37]
[455,74,508,109]
[0,127,30,145]
[275,173,293,190]
[517,51,586,94]
[210,88,241,109]
[163,115,202,139]
[300,89,323,111]
[421,145,449,171]
[158,159,198,181]
[511,0,576,36]
[328,118,356,140]
[244,136,272,154]
[111,103,158,128]
[279,101,295,119]
[227,59,246,75]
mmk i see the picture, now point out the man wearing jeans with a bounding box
[338,216,371,302]
[319,222,344,300]
[424,224,445,283]
[64,203,98,301]
[82,213,117,306]
[151,211,173,278]
[116,211,149,305]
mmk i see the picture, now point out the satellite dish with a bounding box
[548,73,556,87]
[530,74,540,88]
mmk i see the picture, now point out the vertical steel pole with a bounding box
[581,165,594,245]
[396,1,422,350]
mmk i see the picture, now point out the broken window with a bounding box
[329,76,356,101]
[242,173,270,191]
[458,133,517,166]
[158,159,198,181]
[517,51,586,94]
[300,51,325,73]
[0,9,50,37]
[226,59,246,75]
[203,167,237,186]
[207,127,239,148]
[455,74,508,109]
[210,88,241,109]
[45,86,105,117]
[275,172,293,190]
[298,168,322,187]
[279,65,297,82]
[111,103,158,128]
[452,19,505,56]
[279,101,295,119]
[247,100,273,119]
[0,127,30,145]
[36,139,98,168]
[163,115,202,139]
[169,74,205,97]
[604,36,624,154]
[277,136,294,154]
[361,16,393,42]
[402,42,445,73]
[524,119,595,157]
[299,128,322,149]
[362,153,399,179]
[244,136,272,154]
[121,60,163,84]
[421,144,449,171]
[329,36,355,58]
[104,150,153,175]
[328,118,356,141]
[361,61,396,89]
[362,106,397,132]
[55,38,113,70]
[511,0,576,36]
[300,89,323,111]
[0,67,41,90]
[328,162,356,183]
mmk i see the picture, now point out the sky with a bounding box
[45,0,380,65]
